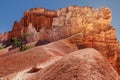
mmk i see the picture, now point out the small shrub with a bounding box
[11,33,31,51]
[11,38,20,47]
[0,45,6,50]
[21,45,30,51]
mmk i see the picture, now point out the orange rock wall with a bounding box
[0,6,119,75]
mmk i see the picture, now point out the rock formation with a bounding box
[115,54,120,75]
[0,34,2,39]
[0,6,114,42]
[28,48,120,80]
[8,8,57,39]
[26,23,40,42]
[0,6,120,75]
[0,32,9,42]
[0,39,78,78]
[9,21,23,38]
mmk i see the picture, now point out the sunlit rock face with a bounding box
[26,23,40,42]
[0,6,119,75]
[21,8,57,31]
[28,49,120,80]
[1,6,112,42]
[0,32,9,42]
[67,27,119,70]
[0,7,115,42]
[7,8,57,39]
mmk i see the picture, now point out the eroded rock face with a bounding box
[117,55,120,74]
[7,6,112,41]
[0,34,2,41]
[28,48,120,80]
[68,28,119,69]
[9,21,24,38]
[0,32,9,42]
[26,23,40,42]
[6,8,57,39]
[21,8,57,31]
[1,6,112,42]
[0,6,119,74]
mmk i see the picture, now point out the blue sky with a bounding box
[0,0,120,39]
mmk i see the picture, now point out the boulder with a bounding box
[29,48,120,80]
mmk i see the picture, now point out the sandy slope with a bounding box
[10,57,62,80]
[28,48,120,80]
[0,39,78,78]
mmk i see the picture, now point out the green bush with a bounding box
[11,38,30,51]
[11,33,31,51]
[21,45,30,51]
[11,38,20,47]
[0,45,6,50]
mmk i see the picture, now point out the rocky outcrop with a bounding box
[23,8,57,30]
[0,6,119,75]
[0,39,78,77]
[0,6,113,42]
[0,32,9,42]
[28,48,120,80]
[67,27,119,67]
[9,21,23,38]
[115,54,120,75]
[32,6,119,74]
[115,44,120,75]
[33,6,113,42]
[26,23,40,42]
[0,34,2,39]
[3,8,57,40]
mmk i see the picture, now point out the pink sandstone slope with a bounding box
[28,48,120,80]
[0,39,78,78]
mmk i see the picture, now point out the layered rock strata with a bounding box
[0,6,119,74]
[28,48,120,80]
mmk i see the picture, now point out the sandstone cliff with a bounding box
[0,6,113,42]
[115,54,120,75]
[0,6,119,75]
